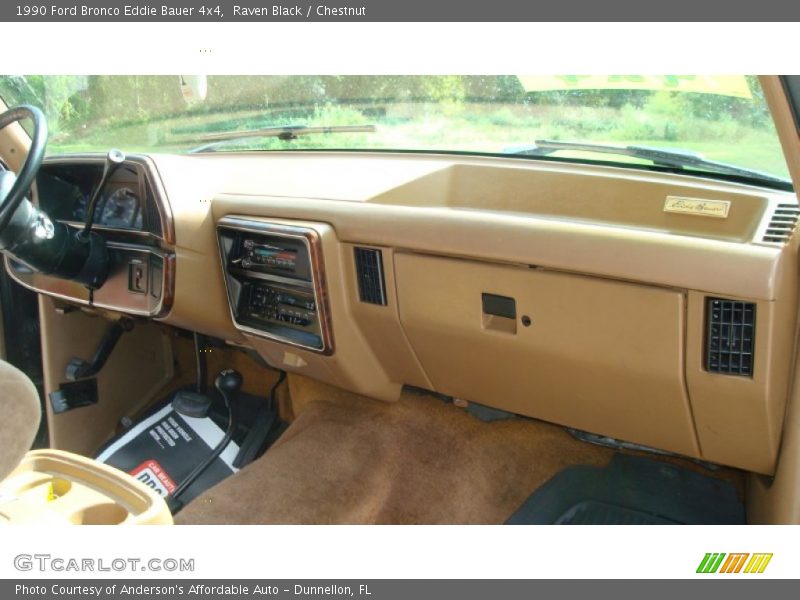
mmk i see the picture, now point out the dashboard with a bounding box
[7,150,800,480]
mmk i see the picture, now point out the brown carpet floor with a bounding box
[176,379,618,524]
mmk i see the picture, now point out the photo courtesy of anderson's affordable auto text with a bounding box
[16,584,375,596]
[0,0,799,596]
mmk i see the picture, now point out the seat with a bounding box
[0,359,41,482]
[0,358,172,524]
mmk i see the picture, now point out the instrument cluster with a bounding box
[36,160,155,234]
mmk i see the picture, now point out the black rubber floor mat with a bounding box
[95,387,279,510]
[554,501,677,524]
[506,453,745,525]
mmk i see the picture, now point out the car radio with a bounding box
[241,239,298,272]
[241,282,317,329]
[217,219,332,353]
[232,233,312,280]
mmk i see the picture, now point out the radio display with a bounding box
[241,239,298,271]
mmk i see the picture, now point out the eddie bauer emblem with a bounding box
[663,196,731,218]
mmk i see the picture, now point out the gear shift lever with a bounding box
[80,149,125,240]
[215,368,243,397]
[168,368,243,512]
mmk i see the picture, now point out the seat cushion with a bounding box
[0,359,41,481]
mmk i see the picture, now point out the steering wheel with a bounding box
[0,105,47,231]
[0,105,109,289]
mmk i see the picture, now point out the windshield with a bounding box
[0,75,790,187]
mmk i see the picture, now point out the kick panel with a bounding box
[394,253,700,458]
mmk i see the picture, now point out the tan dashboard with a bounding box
[14,151,800,476]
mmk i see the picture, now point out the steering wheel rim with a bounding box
[0,105,47,230]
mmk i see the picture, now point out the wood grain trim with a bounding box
[156,252,176,319]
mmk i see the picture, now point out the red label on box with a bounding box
[130,459,177,497]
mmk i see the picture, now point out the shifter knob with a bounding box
[106,148,126,168]
[214,369,243,394]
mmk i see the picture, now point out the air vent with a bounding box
[705,297,755,377]
[762,203,800,244]
[354,247,387,305]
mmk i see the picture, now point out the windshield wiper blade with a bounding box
[509,139,789,185]
[188,124,376,153]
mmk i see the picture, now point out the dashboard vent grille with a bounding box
[762,203,800,244]
[705,297,755,377]
[354,247,387,306]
